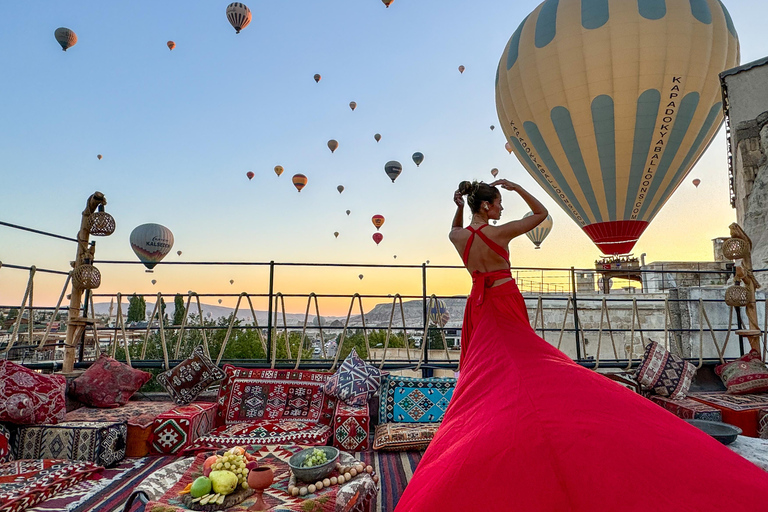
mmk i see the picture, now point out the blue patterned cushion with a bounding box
[379,375,456,423]
[323,349,383,406]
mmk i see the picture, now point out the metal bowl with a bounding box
[288,447,339,483]
[685,419,742,445]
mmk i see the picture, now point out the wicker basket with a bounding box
[73,264,101,290]
[724,285,749,307]
[88,211,116,236]
[722,237,749,260]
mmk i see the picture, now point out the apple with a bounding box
[203,455,218,477]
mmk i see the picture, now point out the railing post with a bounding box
[267,261,274,364]
[571,267,582,360]
[422,263,432,377]
[78,287,90,363]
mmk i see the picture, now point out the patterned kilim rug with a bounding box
[689,392,768,411]
[26,456,175,512]
[354,449,424,512]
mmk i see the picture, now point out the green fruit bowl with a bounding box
[288,447,340,483]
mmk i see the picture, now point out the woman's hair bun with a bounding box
[458,181,473,196]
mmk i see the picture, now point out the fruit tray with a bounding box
[181,487,254,511]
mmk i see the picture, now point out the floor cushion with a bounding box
[150,402,217,455]
[379,375,456,423]
[69,354,152,408]
[156,345,226,405]
[323,348,383,406]
[649,395,722,421]
[0,360,66,425]
[373,423,441,451]
[716,349,768,394]
[333,401,370,452]
[634,341,695,399]
[13,421,127,468]
[689,391,768,438]
[184,420,333,453]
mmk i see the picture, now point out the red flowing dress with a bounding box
[395,224,768,511]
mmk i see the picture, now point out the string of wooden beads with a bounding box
[287,461,377,497]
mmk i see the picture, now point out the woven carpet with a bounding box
[26,456,175,512]
[353,448,424,512]
[689,392,768,411]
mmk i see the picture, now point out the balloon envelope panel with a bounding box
[523,212,553,248]
[130,223,174,269]
[495,0,739,254]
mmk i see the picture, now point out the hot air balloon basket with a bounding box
[73,264,101,290]
[722,238,749,261]
[88,211,116,237]
[724,286,749,308]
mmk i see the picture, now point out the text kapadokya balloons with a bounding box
[314,74,321,83]
[496,0,739,255]
[412,152,424,167]
[328,139,338,153]
[274,165,284,176]
[167,41,176,51]
[372,215,385,230]
[373,233,383,245]
[523,212,553,249]
[349,101,357,111]
[491,168,499,178]
[693,178,701,188]
[374,133,381,143]
[226,3,251,33]
[384,161,402,182]
[292,174,307,192]
[130,223,174,270]
[246,171,254,180]
[337,185,344,194]
[54,27,77,51]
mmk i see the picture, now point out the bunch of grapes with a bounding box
[302,448,328,468]
[212,452,249,488]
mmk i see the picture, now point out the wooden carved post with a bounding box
[63,192,113,373]
[724,223,762,355]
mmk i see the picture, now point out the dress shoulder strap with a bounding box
[462,225,510,266]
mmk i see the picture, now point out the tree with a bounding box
[159,297,168,323]
[173,294,186,326]
[127,294,146,323]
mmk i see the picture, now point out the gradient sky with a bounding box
[1,0,767,314]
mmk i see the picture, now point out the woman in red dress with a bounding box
[394,179,768,511]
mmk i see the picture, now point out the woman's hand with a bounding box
[490,179,518,192]
[453,190,465,207]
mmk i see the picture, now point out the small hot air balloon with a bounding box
[228,280,233,285]
[458,65,465,74]
[337,185,344,194]
[151,279,157,285]
[358,274,364,280]
[372,215,385,230]
[328,139,338,153]
[177,250,182,256]
[426,260,430,264]
[384,161,402,183]
[97,154,102,160]
[246,171,254,180]
[130,223,174,271]
[349,101,356,111]
[693,179,701,188]
[292,174,307,192]
[491,168,499,178]
[490,125,495,131]
[373,233,383,245]
[218,299,223,304]
[274,165,284,176]
[167,41,176,51]
[226,2,251,34]
[314,74,321,83]
[412,152,424,167]
[504,142,512,154]
[334,231,339,238]
[54,27,77,51]
[346,210,351,216]
[374,133,381,143]
[523,212,553,249]
[428,299,450,327]
[393,255,397,259]
[382,0,393,7]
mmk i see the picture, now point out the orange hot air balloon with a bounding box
[314,74,321,83]
[374,133,381,143]
[346,210,351,216]
[167,41,176,51]
[246,171,254,180]
[292,174,307,192]
[372,215,385,230]
[337,185,344,194]
[373,233,383,245]
[693,179,701,188]
[274,165,284,176]
[491,168,499,178]
[382,0,393,7]
[328,139,338,153]
[349,101,357,111]
[97,154,102,160]
[458,65,465,74]
[54,27,77,51]
[504,142,512,154]
[334,231,339,238]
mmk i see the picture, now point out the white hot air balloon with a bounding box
[130,223,174,271]
[226,3,252,34]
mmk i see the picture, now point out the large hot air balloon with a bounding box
[372,215,385,230]
[458,65,465,74]
[496,0,739,255]
[412,152,424,167]
[292,174,307,192]
[374,133,381,143]
[428,299,450,327]
[523,212,553,249]
[246,171,254,180]
[693,178,701,188]
[491,168,499,178]
[384,161,402,182]
[274,165,284,176]
[373,233,383,245]
[226,3,251,33]
[54,28,77,51]
[130,223,174,271]
[314,74,321,83]
[167,41,176,51]
[349,101,357,111]
[337,185,344,194]
[328,139,338,153]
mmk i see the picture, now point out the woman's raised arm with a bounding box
[490,179,548,240]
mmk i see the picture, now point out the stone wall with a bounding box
[734,113,768,268]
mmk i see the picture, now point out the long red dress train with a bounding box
[395,225,768,511]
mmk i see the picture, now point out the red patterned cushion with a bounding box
[216,366,335,426]
[0,424,12,462]
[716,350,768,394]
[156,345,226,404]
[185,421,332,452]
[70,354,152,408]
[634,341,695,399]
[0,360,66,425]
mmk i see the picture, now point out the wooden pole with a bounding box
[729,223,762,354]
[62,192,107,374]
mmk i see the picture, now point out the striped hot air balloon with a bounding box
[523,212,553,249]
[226,3,251,34]
[428,300,450,327]
[292,173,307,192]
[495,0,739,255]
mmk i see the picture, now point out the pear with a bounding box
[209,470,239,496]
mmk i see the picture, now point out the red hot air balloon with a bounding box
[373,233,383,245]
[167,41,176,51]
[692,179,701,188]
[372,215,385,230]
[246,171,254,180]
[292,174,307,192]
